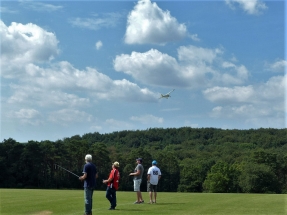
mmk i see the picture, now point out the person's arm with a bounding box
[158,175,161,181]
[103,172,113,184]
[79,173,87,181]
[129,169,141,176]
[147,174,151,181]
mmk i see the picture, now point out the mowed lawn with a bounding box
[1,189,286,215]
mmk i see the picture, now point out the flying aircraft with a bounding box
[159,89,175,99]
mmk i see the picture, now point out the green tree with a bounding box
[155,151,180,192]
[178,158,215,192]
[0,138,24,188]
[203,162,241,193]
[239,162,280,193]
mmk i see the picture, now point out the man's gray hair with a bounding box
[85,154,92,161]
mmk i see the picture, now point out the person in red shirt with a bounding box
[103,161,120,210]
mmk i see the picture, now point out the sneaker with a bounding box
[149,201,153,204]
[134,201,140,204]
[108,207,115,210]
[140,200,144,203]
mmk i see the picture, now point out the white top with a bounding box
[147,165,161,185]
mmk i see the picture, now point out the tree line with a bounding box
[1,127,286,193]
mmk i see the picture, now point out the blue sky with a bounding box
[1,0,286,142]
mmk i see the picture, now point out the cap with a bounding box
[113,161,120,167]
[136,158,142,162]
[152,160,157,165]
[85,154,92,161]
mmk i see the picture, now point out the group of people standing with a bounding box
[129,158,162,204]
[79,154,161,215]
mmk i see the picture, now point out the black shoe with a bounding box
[108,207,115,210]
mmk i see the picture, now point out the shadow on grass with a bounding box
[153,203,186,205]
[116,209,145,211]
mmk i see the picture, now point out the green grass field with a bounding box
[0,189,286,215]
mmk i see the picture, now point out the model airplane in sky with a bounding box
[159,89,175,99]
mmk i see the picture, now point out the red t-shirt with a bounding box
[108,168,120,190]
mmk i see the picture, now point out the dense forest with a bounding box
[1,127,287,193]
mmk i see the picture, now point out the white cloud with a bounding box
[221,62,248,85]
[6,108,43,126]
[14,108,40,119]
[125,0,187,45]
[0,20,59,78]
[204,75,285,104]
[48,109,93,125]
[114,46,249,88]
[0,6,17,13]
[104,119,133,131]
[225,0,267,15]
[19,1,63,12]
[130,114,164,124]
[204,75,286,127]
[178,45,223,64]
[114,49,185,87]
[188,34,200,42]
[95,40,103,50]
[203,85,255,103]
[266,59,287,73]
[5,61,158,108]
[1,20,161,131]
[69,13,122,30]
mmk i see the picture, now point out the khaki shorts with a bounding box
[147,181,157,192]
[133,179,142,191]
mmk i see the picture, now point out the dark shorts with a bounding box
[147,181,157,192]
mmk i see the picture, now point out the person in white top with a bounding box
[147,160,161,204]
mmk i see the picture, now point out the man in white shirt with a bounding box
[147,160,161,204]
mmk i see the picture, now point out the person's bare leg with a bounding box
[137,191,141,202]
[139,191,143,202]
[149,191,153,203]
[154,192,157,203]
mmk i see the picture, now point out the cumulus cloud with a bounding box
[95,40,103,50]
[14,108,40,119]
[6,108,43,125]
[203,75,286,127]
[1,20,160,130]
[5,61,158,108]
[114,46,249,88]
[225,0,267,15]
[125,0,187,45]
[1,20,157,106]
[130,114,164,124]
[203,85,255,103]
[221,62,248,85]
[188,34,200,42]
[266,59,287,73]
[0,20,59,78]
[203,75,285,104]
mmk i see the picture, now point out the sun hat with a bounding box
[113,161,120,167]
[152,160,157,165]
